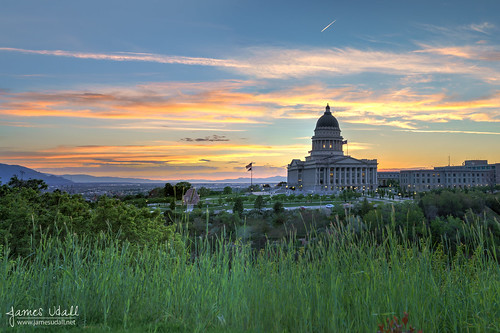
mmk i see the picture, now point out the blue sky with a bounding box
[1,0,499,180]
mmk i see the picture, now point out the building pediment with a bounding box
[319,156,367,164]
[289,159,303,167]
[336,156,364,164]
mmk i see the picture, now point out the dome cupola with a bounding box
[315,103,339,129]
[310,103,344,157]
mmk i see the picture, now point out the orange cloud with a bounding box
[1,142,308,174]
[0,88,270,124]
[415,43,500,61]
[2,83,499,132]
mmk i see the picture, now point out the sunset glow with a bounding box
[1,1,499,181]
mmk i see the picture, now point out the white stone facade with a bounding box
[399,160,498,192]
[287,104,378,192]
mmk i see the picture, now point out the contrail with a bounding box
[321,19,336,32]
[0,47,248,69]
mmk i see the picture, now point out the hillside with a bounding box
[0,163,73,186]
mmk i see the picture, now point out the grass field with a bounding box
[1,217,499,332]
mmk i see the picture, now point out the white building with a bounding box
[400,160,498,192]
[287,104,378,192]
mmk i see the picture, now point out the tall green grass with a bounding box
[1,217,499,332]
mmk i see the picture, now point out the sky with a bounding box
[1,0,499,181]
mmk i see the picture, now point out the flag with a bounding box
[342,140,348,144]
[246,162,253,171]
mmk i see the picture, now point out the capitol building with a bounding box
[287,104,378,192]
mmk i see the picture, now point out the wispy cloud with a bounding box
[0,142,306,179]
[1,44,499,81]
[346,118,417,130]
[399,129,500,135]
[234,46,496,80]
[417,22,497,40]
[0,121,43,127]
[1,82,499,133]
[466,22,495,34]
[415,43,500,61]
[0,47,247,69]
[0,82,270,125]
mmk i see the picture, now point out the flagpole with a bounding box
[246,162,254,191]
[251,162,254,191]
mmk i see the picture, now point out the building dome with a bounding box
[315,104,339,129]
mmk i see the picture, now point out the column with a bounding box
[348,167,352,187]
[354,167,358,187]
[329,168,333,187]
[324,168,328,189]
[367,168,371,188]
[336,167,340,188]
[369,167,373,189]
[369,168,373,188]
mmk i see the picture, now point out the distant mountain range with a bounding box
[0,163,286,185]
[61,174,286,184]
[183,176,287,184]
[0,163,74,186]
[60,174,163,184]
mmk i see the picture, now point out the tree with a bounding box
[164,183,174,197]
[223,186,232,195]
[233,197,244,217]
[174,182,192,200]
[8,175,47,192]
[358,198,372,216]
[247,184,261,192]
[254,195,264,210]
[197,187,210,197]
[148,187,163,198]
[273,201,285,214]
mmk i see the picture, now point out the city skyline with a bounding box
[1,0,499,181]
